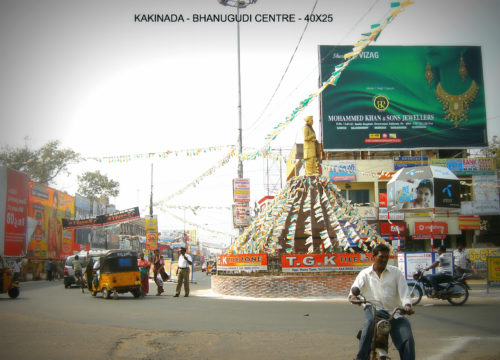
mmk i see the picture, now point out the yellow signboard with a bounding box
[487,256,500,282]
[145,215,158,250]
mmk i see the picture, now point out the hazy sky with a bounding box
[1,0,499,245]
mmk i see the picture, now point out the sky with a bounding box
[1,0,499,247]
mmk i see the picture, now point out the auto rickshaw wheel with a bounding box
[91,291,97,297]
[8,287,19,299]
[102,288,111,299]
[132,289,141,298]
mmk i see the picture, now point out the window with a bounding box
[348,189,369,205]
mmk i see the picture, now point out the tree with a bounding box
[77,170,120,205]
[0,140,80,185]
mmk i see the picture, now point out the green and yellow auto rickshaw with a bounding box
[91,250,142,299]
[0,266,20,298]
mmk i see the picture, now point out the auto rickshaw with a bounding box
[91,250,142,299]
[0,267,20,298]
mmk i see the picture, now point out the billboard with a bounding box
[27,182,75,259]
[0,167,29,256]
[387,166,460,212]
[319,45,487,150]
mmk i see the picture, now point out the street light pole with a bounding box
[236,2,243,179]
[217,0,257,179]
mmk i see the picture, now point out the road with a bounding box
[1,272,499,360]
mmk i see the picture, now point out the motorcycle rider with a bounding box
[72,255,83,285]
[424,245,453,297]
[349,244,415,360]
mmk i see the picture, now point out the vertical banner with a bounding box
[2,168,29,256]
[145,215,158,250]
[27,182,75,259]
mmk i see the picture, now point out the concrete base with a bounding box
[211,273,357,298]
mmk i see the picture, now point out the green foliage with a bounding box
[77,170,120,205]
[0,140,80,185]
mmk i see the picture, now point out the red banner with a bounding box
[282,253,374,272]
[4,168,29,256]
[380,221,406,235]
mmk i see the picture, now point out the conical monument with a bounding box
[228,116,387,255]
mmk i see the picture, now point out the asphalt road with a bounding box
[1,272,499,360]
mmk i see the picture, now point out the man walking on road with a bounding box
[174,247,192,297]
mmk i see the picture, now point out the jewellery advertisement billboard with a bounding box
[319,45,487,150]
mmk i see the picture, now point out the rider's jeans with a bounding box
[356,305,415,360]
[427,274,453,292]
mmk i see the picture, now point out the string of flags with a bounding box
[227,175,388,255]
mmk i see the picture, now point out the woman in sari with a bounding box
[137,252,151,295]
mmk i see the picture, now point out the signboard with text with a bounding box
[319,45,487,150]
[217,254,267,272]
[281,253,374,273]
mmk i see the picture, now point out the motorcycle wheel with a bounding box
[409,284,423,306]
[447,283,469,306]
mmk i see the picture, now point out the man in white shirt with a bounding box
[349,244,415,360]
[424,245,453,297]
[174,247,192,297]
[453,244,472,276]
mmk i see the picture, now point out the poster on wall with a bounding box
[26,182,75,259]
[320,45,487,150]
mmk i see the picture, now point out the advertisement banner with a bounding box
[233,178,250,203]
[282,253,374,272]
[458,216,481,230]
[378,208,405,221]
[217,254,268,272]
[27,182,75,259]
[145,215,158,251]
[487,257,500,283]
[380,221,406,235]
[414,221,448,235]
[394,156,429,170]
[319,45,487,150]
[233,203,251,228]
[3,168,29,256]
[62,207,140,229]
[328,161,356,182]
[430,158,495,176]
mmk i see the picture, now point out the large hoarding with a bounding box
[27,182,75,259]
[0,166,29,256]
[319,45,487,150]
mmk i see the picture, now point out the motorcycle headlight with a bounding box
[377,320,391,336]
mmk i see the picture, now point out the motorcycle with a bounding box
[351,286,407,360]
[407,269,471,306]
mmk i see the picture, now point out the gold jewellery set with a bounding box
[425,55,479,127]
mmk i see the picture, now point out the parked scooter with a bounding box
[407,269,470,306]
[351,286,407,360]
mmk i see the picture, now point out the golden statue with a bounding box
[303,116,320,176]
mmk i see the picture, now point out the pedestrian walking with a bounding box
[174,247,192,297]
[45,259,53,281]
[153,250,164,296]
[137,252,151,295]
[453,244,475,276]
[12,258,21,282]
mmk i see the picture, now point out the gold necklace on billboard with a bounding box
[435,80,479,127]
